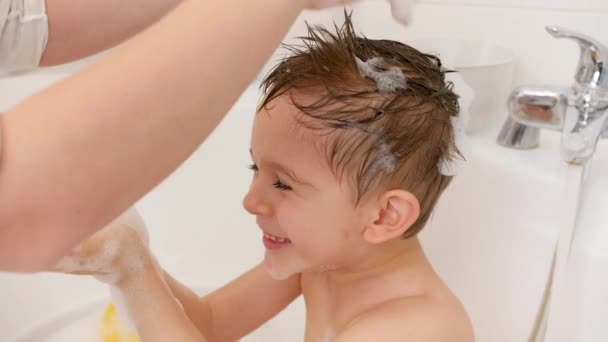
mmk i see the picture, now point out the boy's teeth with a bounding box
[264,233,289,243]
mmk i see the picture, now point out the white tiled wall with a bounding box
[420,0,608,12]
[330,1,608,87]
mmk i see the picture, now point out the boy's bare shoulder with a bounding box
[333,294,474,342]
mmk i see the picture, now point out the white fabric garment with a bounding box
[0,0,48,72]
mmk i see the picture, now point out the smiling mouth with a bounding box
[263,233,292,250]
[263,233,290,243]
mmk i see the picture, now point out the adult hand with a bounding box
[52,209,151,285]
[304,0,416,26]
[303,0,358,10]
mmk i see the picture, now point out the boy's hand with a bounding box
[52,208,151,285]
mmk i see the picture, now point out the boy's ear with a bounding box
[363,190,420,244]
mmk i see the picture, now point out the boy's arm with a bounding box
[52,214,300,341]
[163,263,302,342]
[332,297,473,342]
[111,245,208,341]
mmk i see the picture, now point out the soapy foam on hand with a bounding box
[53,239,122,282]
[99,259,172,341]
[54,208,153,331]
[54,208,149,283]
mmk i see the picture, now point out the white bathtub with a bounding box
[2,68,608,342]
[421,119,608,341]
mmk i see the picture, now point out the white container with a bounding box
[407,39,517,133]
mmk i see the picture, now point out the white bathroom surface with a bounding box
[15,287,292,342]
[17,306,287,342]
[16,298,109,342]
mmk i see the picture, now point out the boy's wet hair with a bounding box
[259,12,461,238]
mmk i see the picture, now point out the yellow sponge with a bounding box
[99,303,140,342]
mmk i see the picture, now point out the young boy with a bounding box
[56,13,473,342]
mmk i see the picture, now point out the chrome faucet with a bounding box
[497,26,608,164]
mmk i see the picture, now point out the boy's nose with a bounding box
[242,186,273,217]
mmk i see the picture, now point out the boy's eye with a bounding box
[273,180,292,191]
[249,164,292,191]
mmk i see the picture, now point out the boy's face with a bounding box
[243,94,371,280]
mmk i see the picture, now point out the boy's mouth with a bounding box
[263,233,292,250]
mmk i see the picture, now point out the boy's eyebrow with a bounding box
[249,149,314,187]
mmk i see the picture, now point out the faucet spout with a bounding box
[498,27,608,164]
[561,87,608,163]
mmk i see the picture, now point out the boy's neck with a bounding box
[301,237,438,334]
[320,237,433,292]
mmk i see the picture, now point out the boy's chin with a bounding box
[263,250,310,280]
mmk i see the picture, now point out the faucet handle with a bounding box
[546,26,608,89]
